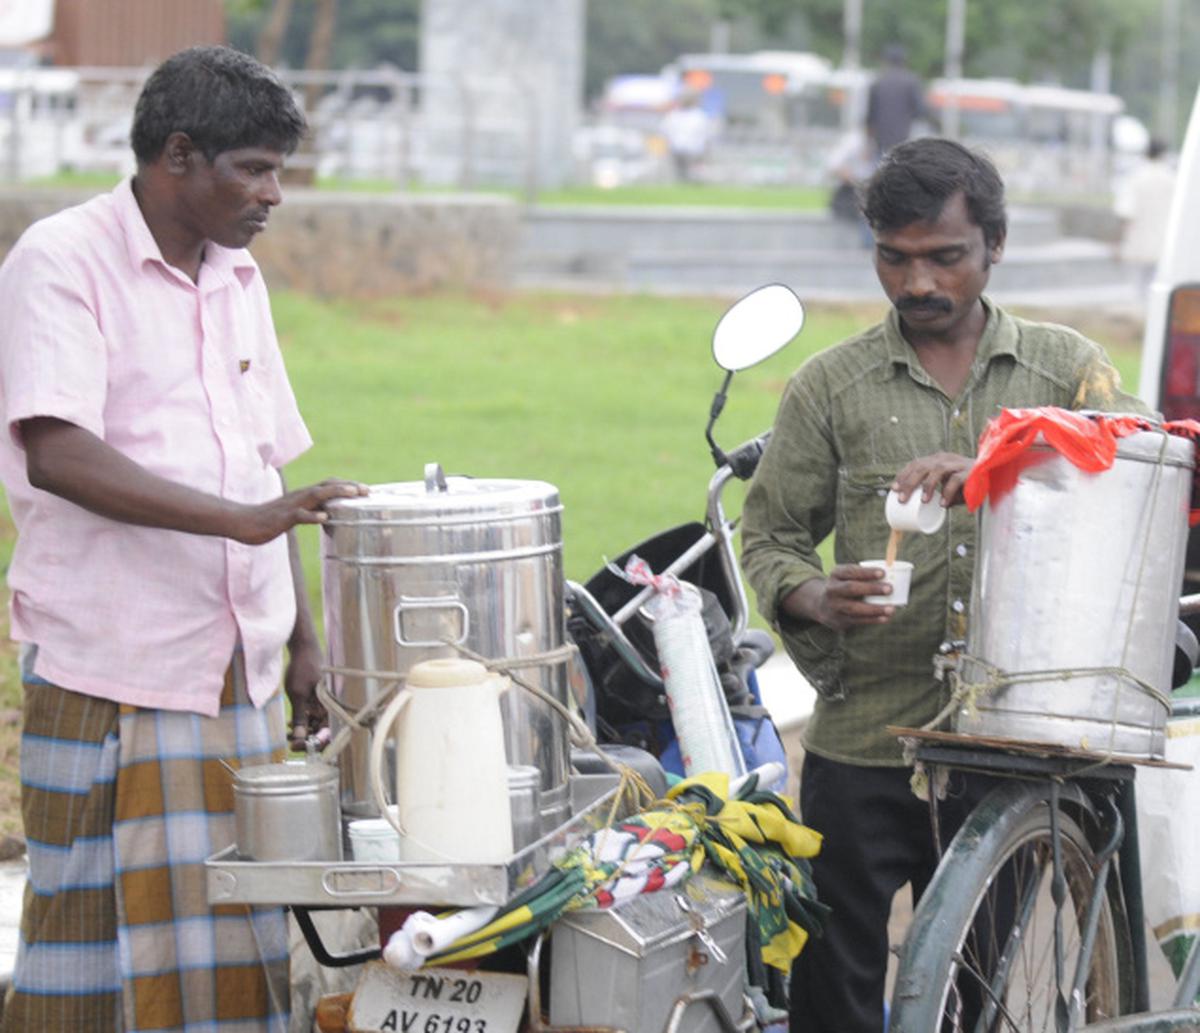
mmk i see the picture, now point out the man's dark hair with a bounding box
[862,137,1007,249]
[131,45,305,164]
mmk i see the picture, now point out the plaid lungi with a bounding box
[3,655,292,1033]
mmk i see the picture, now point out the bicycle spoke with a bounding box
[891,784,1131,1033]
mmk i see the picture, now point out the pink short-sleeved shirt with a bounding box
[0,178,313,716]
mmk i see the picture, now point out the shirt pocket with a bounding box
[836,463,894,561]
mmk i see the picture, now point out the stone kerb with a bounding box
[0,188,520,297]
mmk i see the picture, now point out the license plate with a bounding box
[348,962,528,1033]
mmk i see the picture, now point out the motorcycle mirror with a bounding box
[711,283,805,372]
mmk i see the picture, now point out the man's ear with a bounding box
[988,229,1007,266]
[162,132,198,176]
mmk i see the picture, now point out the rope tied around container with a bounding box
[906,652,1173,798]
[911,418,1180,796]
[938,653,1171,727]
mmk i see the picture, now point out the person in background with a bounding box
[0,45,366,1033]
[661,89,712,182]
[740,137,1147,1033]
[866,42,928,158]
[1114,135,1177,297]
[825,124,876,247]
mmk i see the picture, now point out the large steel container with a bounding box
[955,428,1194,759]
[321,464,570,828]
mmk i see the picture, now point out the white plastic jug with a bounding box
[369,657,514,863]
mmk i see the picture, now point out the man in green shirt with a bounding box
[740,138,1146,1033]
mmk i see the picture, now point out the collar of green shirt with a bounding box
[879,296,1019,388]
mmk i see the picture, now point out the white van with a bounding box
[1138,86,1200,419]
[1138,85,1200,588]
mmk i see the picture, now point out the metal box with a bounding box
[549,873,749,1033]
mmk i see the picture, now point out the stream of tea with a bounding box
[886,528,904,568]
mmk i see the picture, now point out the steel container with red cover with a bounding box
[956,418,1194,759]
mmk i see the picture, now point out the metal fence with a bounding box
[0,65,558,191]
[0,64,1124,198]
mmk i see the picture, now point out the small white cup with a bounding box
[349,809,401,862]
[861,559,913,606]
[885,489,946,534]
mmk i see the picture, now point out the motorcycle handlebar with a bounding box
[723,431,771,481]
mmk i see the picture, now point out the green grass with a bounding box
[530,183,829,208]
[276,292,1142,623]
[0,290,1149,831]
[0,291,1145,672]
[22,171,124,190]
[19,172,830,210]
[279,290,857,606]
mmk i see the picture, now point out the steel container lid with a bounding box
[321,462,564,563]
[323,462,562,526]
[233,761,340,795]
[1023,425,1195,470]
[1111,426,1195,467]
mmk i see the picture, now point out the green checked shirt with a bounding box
[741,297,1149,765]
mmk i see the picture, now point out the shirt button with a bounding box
[952,599,965,613]
[956,544,968,557]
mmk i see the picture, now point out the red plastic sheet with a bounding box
[963,407,1200,526]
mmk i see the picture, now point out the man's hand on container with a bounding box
[232,479,369,545]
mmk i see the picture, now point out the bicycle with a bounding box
[886,595,1200,1033]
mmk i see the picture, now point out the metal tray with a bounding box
[206,773,623,909]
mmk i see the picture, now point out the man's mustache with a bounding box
[897,296,954,315]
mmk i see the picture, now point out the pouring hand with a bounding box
[892,453,974,507]
[285,637,328,751]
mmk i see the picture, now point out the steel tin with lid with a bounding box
[232,760,342,862]
[955,427,1194,759]
[321,463,570,830]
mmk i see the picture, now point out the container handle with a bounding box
[424,462,448,493]
[320,866,403,897]
[393,596,470,647]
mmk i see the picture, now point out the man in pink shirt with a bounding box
[0,46,365,1032]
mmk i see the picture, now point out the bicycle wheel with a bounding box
[890,780,1135,1032]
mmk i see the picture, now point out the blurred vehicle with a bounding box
[1139,84,1200,586]
[597,73,676,135]
[660,50,832,135]
[927,77,1132,195]
[572,123,663,188]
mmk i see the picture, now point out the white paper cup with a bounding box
[885,489,946,534]
[861,560,913,606]
[349,809,401,862]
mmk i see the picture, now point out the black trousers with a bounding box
[789,752,995,1033]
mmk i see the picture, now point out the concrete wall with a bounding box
[0,188,520,297]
